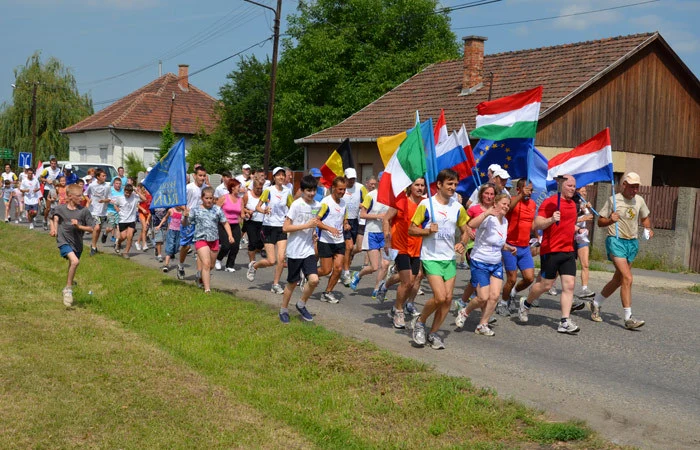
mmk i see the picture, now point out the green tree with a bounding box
[158,122,176,160]
[123,152,146,180]
[185,127,232,175]
[274,0,459,158]
[0,51,93,163]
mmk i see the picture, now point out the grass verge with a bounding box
[0,223,611,448]
[689,284,700,293]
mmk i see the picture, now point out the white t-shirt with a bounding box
[411,195,468,261]
[343,182,366,220]
[214,182,228,199]
[41,166,62,183]
[87,181,110,216]
[115,194,139,223]
[259,185,293,227]
[245,191,264,223]
[20,178,42,205]
[471,215,508,264]
[186,182,204,210]
[285,198,320,259]
[318,195,346,244]
[361,189,388,234]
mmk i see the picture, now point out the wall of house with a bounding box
[67,130,192,169]
[306,141,384,182]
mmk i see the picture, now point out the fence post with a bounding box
[673,187,697,268]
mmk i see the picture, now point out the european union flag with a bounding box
[142,137,187,208]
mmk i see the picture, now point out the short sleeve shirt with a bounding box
[538,195,576,254]
[20,178,42,205]
[361,189,389,234]
[285,198,320,259]
[51,204,95,254]
[471,215,508,264]
[115,194,139,223]
[259,186,293,227]
[343,183,367,220]
[87,181,110,216]
[390,196,423,257]
[190,205,227,242]
[318,195,347,244]
[411,195,468,261]
[506,199,536,247]
[599,193,650,239]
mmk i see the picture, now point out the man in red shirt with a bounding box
[518,175,581,334]
[497,179,536,316]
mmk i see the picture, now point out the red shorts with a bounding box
[195,240,220,252]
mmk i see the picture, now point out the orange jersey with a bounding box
[505,199,536,247]
[391,197,422,257]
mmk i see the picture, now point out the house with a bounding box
[295,32,700,187]
[61,65,218,168]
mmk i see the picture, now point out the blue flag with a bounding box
[142,137,187,208]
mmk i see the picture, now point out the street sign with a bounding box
[0,147,13,159]
[18,152,32,168]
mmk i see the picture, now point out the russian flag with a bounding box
[546,128,614,190]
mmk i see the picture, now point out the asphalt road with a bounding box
[6,213,699,449]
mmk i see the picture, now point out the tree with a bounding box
[123,152,146,179]
[0,51,93,163]
[185,127,233,175]
[274,0,459,159]
[158,122,176,160]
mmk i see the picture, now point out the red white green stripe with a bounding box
[471,86,543,141]
[377,125,427,209]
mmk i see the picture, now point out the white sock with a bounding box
[582,285,588,291]
[296,300,306,308]
[280,307,288,314]
[178,264,183,270]
[510,286,517,297]
[623,307,632,321]
[593,293,606,307]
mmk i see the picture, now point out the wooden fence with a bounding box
[638,186,678,230]
[690,193,700,273]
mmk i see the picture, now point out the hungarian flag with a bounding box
[377,125,427,210]
[547,128,614,190]
[471,86,542,141]
[434,109,448,146]
[320,138,354,188]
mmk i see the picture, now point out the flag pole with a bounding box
[611,181,619,238]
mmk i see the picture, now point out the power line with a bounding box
[453,0,660,30]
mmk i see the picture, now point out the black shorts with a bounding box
[318,241,345,258]
[357,224,366,236]
[119,222,136,232]
[343,218,359,242]
[540,251,577,279]
[395,253,421,275]
[287,255,318,284]
[245,220,264,251]
[262,225,287,245]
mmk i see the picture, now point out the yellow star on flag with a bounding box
[484,145,490,151]
[505,148,510,153]
[506,156,511,161]
[480,172,486,177]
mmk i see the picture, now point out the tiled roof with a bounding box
[298,32,660,143]
[62,73,218,135]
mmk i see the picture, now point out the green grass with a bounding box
[689,284,700,293]
[0,223,610,448]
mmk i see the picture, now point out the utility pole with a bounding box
[31,82,38,168]
[244,0,282,176]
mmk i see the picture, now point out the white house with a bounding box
[62,65,218,168]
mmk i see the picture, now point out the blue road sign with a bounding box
[18,152,32,168]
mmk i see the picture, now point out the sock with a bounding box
[582,285,588,291]
[510,286,517,297]
[280,307,288,314]
[178,264,183,270]
[296,300,306,308]
[524,300,532,309]
[560,317,568,323]
[623,307,632,321]
[593,293,606,307]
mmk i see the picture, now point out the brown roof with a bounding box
[297,32,676,143]
[62,73,218,135]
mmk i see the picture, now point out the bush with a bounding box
[124,152,146,180]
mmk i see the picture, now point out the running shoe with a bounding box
[371,289,378,299]
[417,287,425,296]
[122,253,130,259]
[375,280,388,303]
[142,244,149,252]
[62,287,73,307]
[279,311,290,324]
[518,297,529,323]
[411,317,426,346]
[349,271,361,291]
[387,307,395,320]
[557,318,581,334]
[271,284,284,294]
[215,260,222,271]
[29,222,34,230]
[114,245,121,255]
[296,304,314,322]
[177,266,185,280]
[405,302,420,317]
[110,236,116,243]
[43,222,48,230]
[340,271,351,287]
[531,298,540,307]
[320,291,340,304]
[624,316,645,329]
[589,301,602,322]
[90,247,98,256]
[455,307,469,329]
[495,302,510,317]
[548,287,557,296]
[225,267,236,273]
[161,266,169,273]
[393,309,405,329]
[571,300,586,312]
[157,255,164,263]
[427,333,445,349]
[134,242,142,251]
[577,287,595,298]
[475,324,495,336]
[246,261,256,281]
[101,232,108,244]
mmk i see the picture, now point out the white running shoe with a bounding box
[225,267,236,273]
[548,287,558,296]
[518,298,529,323]
[215,260,222,271]
[134,242,142,251]
[246,261,256,281]
[455,307,469,329]
[557,318,581,334]
[320,291,339,304]
[271,284,284,294]
[475,324,495,336]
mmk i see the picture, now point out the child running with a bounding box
[157,205,186,272]
[279,175,322,323]
[49,184,95,307]
[189,187,234,293]
[112,184,145,258]
[316,176,350,304]
[19,168,42,229]
[349,184,389,294]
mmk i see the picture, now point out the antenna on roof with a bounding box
[158,60,162,77]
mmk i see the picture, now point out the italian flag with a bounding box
[377,125,427,210]
[471,86,543,141]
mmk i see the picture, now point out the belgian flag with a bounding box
[320,138,354,188]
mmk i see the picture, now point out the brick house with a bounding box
[61,65,218,168]
[295,32,699,187]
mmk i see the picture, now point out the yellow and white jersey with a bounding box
[318,195,347,244]
[343,182,367,220]
[259,185,293,227]
[411,195,467,261]
[361,189,388,234]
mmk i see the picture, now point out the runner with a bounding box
[247,167,293,294]
[177,165,207,281]
[157,205,185,273]
[2,179,14,222]
[214,171,232,201]
[409,169,469,350]
[316,176,350,304]
[242,179,265,266]
[39,156,62,227]
[383,177,426,329]
[517,175,581,334]
[135,183,152,251]
[353,175,377,260]
[592,172,651,329]
[574,186,595,299]
[19,168,41,229]
[340,168,367,286]
[215,178,243,272]
[279,175,322,323]
[86,169,111,256]
[103,177,124,244]
[112,183,145,259]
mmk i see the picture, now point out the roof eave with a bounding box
[294,137,378,145]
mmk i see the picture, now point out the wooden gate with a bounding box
[689,193,700,273]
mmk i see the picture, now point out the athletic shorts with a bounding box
[165,229,181,256]
[262,225,287,245]
[540,251,577,279]
[382,248,398,262]
[25,204,38,213]
[502,245,535,272]
[119,222,136,232]
[344,218,359,242]
[357,224,366,236]
[287,254,318,284]
[395,253,421,275]
[106,212,119,227]
[180,223,195,247]
[59,244,81,259]
[422,260,457,281]
[91,214,107,226]
[470,259,504,288]
[606,236,639,263]
[245,220,264,251]
[366,232,384,250]
[153,228,165,244]
[318,241,345,258]
[195,239,220,252]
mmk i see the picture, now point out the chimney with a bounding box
[461,36,487,96]
[178,64,189,90]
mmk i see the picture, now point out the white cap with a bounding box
[24,165,30,169]
[146,166,152,172]
[84,175,92,181]
[622,172,641,185]
[272,166,285,176]
[344,167,357,179]
[488,164,502,173]
[494,168,510,179]
[242,164,251,170]
[64,163,73,170]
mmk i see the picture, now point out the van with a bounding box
[38,161,119,183]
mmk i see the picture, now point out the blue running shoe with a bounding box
[349,271,361,291]
[371,289,378,299]
[295,304,313,322]
[279,311,290,324]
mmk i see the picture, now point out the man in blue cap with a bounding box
[310,168,325,202]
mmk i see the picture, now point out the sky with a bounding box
[0,0,698,112]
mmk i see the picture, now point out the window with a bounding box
[99,145,108,164]
[78,146,87,162]
[143,148,158,166]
